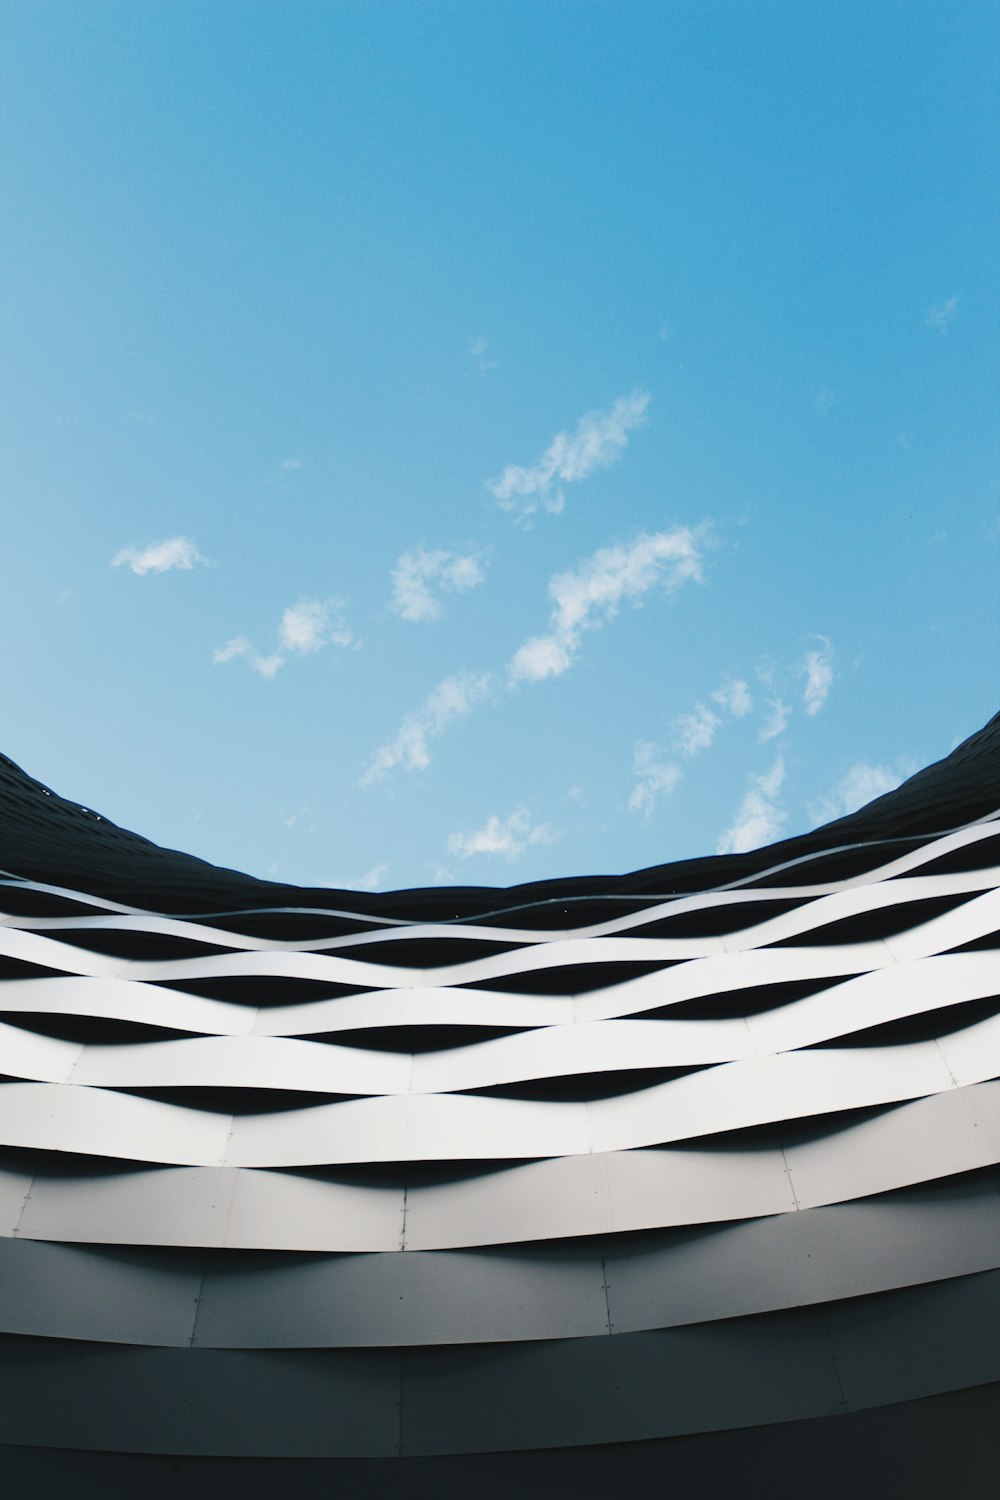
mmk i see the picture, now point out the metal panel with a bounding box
[785,1086,997,1209]
[2,1173,997,1348]
[402,1155,607,1251]
[0,1082,229,1166]
[399,1310,841,1454]
[194,1242,609,1348]
[0,1034,954,1169]
[0,1337,401,1456]
[829,1270,1000,1409]
[885,886,1000,961]
[966,1077,1000,1156]
[0,1281,993,1458]
[69,1034,413,1096]
[18,1165,238,1248]
[937,1011,1000,1087]
[604,1174,1000,1335]
[597,1139,796,1231]
[224,1168,405,1253]
[745,952,1000,1054]
[0,1237,201,1344]
[0,1167,32,1235]
[0,975,256,1036]
[6,1086,997,1251]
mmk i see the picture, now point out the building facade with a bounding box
[0,715,997,1495]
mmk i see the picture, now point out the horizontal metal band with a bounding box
[0,1272,994,1456]
[0,1171,995,1349]
[2,1081,997,1251]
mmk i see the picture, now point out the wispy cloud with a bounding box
[278,806,310,829]
[759,697,792,742]
[213,637,251,666]
[280,458,303,471]
[112,536,207,575]
[279,598,355,653]
[925,295,958,334]
[508,526,703,684]
[489,390,650,519]
[809,759,912,826]
[628,741,682,820]
[633,673,751,805]
[212,638,285,678]
[362,671,493,783]
[673,702,720,757]
[469,337,497,375]
[716,756,787,855]
[214,598,355,679]
[802,638,834,715]
[447,807,555,860]
[390,546,486,622]
[712,677,753,718]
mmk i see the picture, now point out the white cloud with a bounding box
[362,671,493,783]
[673,702,720,757]
[249,652,285,680]
[390,546,486,622]
[469,337,497,375]
[809,760,911,826]
[925,295,958,334]
[280,458,303,471]
[759,697,792,742]
[712,677,753,718]
[802,639,834,715]
[448,807,555,861]
[628,741,682,820]
[212,639,286,678]
[112,536,207,575]
[508,527,703,683]
[716,756,787,855]
[213,637,251,665]
[214,598,354,679]
[279,597,354,654]
[508,634,575,683]
[489,390,650,518]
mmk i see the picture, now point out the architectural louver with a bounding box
[0,712,997,1496]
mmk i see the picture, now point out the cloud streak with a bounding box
[809,760,911,826]
[489,390,650,518]
[390,546,486,622]
[802,639,834,715]
[113,536,207,575]
[759,697,791,742]
[925,296,957,334]
[628,741,682,820]
[279,598,354,654]
[214,597,355,679]
[673,702,720,757]
[362,671,493,783]
[448,807,555,860]
[716,756,787,854]
[508,526,703,684]
[712,678,752,718]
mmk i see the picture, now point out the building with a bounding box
[0,712,997,1495]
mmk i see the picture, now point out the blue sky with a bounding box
[1,0,997,892]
